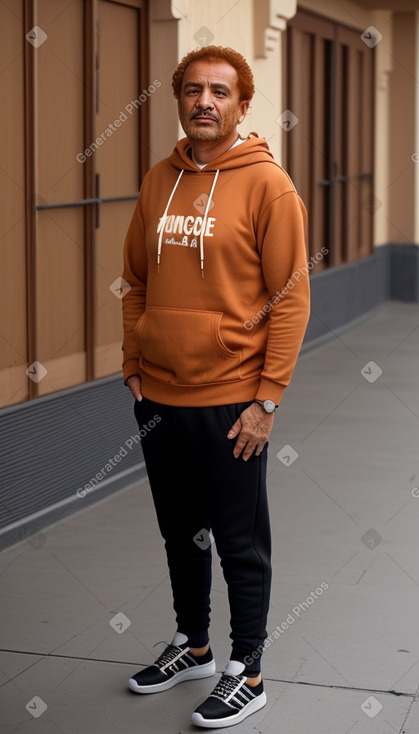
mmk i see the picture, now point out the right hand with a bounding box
[126,375,143,401]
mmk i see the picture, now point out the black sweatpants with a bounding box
[134,397,272,674]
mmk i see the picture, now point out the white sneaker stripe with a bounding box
[160,648,188,672]
[225,678,246,704]
[236,690,252,704]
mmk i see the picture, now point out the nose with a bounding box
[196,88,214,110]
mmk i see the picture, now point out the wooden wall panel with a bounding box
[35,0,85,205]
[94,201,136,379]
[287,18,334,270]
[0,1,28,406]
[94,0,141,378]
[35,0,85,392]
[36,211,85,356]
[359,48,374,259]
[310,36,327,271]
[95,0,140,198]
[0,0,148,405]
[287,9,374,270]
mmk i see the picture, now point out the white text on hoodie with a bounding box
[157,214,216,238]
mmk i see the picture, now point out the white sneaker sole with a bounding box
[191,691,267,728]
[128,659,216,694]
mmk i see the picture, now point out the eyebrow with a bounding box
[183,82,231,93]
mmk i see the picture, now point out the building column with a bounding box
[148,0,188,167]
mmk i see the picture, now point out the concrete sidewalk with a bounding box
[1,301,419,734]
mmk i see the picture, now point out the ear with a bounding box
[238,100,250,124]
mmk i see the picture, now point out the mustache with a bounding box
[191,110,219,122]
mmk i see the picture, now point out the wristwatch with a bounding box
[253,399,277,414]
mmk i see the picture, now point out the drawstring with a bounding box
[200,169,219,279]
[157,168,219,277]
[157,170,184,272]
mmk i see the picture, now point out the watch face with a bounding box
[264,400,276,413]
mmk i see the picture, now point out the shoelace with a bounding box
[211,674,243,700]
[154,644,183,669]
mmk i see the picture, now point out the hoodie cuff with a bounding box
[123,359,141,384]
[254,379,286,407]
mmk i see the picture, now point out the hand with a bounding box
[227,402,275,461]
[126,375,143,401]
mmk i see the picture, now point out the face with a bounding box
[178,59,249,143]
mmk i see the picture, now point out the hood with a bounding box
[168,132,277,172]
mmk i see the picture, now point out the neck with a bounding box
[189,130,240,166]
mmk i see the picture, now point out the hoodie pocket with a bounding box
[134,306,241,386]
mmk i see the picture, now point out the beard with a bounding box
[179,108,237,142]
[182,123,222,142]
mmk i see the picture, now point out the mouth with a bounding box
[191,113,218,122]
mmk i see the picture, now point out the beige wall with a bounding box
[298,0,371,27]
[372,10,393,247]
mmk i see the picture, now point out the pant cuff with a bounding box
[232,647,263,675]
[180,630,210,648]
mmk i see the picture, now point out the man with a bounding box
[121,46,310,728]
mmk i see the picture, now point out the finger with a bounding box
[232,432,249,458]
[237,436,259,461]
[232,441,244,458]
[227,418,242,439]
[242,442,257,461]
[127,376,142,401]
[243,437,267,461]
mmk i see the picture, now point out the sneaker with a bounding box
[191,660,267,728]
[128,632,216,694]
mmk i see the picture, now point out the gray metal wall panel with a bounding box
[303,246,391,345]
[390,244,419,302]
[0,377,145,546]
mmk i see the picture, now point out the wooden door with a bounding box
[286,9,374,269]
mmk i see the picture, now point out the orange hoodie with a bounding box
[121,133,310,407]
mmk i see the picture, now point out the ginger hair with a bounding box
[172,46,255,102]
